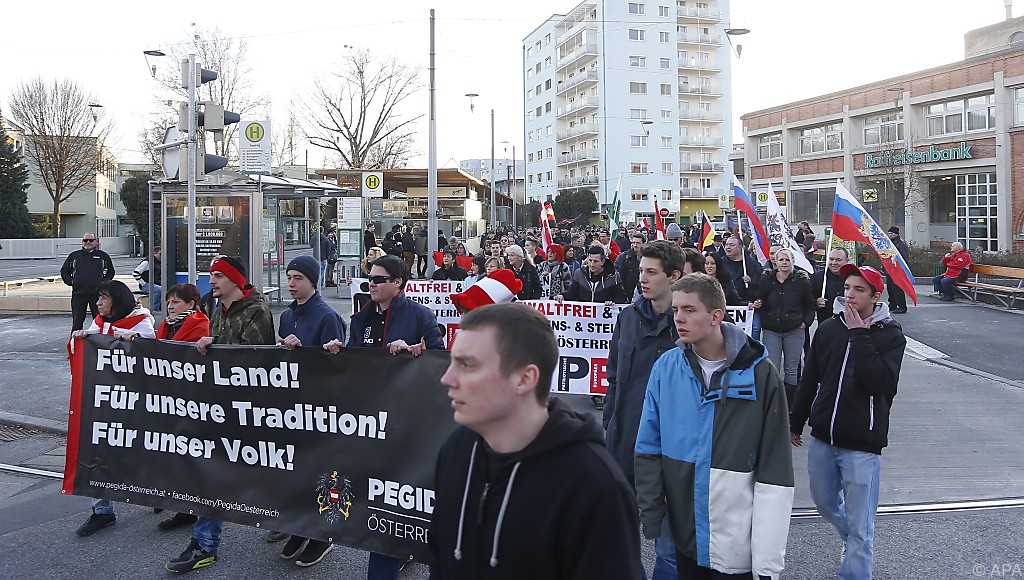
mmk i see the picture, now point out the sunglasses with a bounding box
[83,238,96,242]
[368,275,395,285]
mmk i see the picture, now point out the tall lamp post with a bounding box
[466,92,496,227]
[502,140,517,227]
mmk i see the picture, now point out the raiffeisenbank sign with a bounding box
[865,142,973,169]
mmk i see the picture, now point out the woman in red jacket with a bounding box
[156,284,210,342]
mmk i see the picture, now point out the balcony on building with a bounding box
[676,32,722,46]
[678,82,723,96]
[556,70,599,95]
[678,108,724,122]
[679,57,722,72]
[677,5,722,22]
[556,150,600,166]
[678,135,725,148]
[556,96,599,118]
[557,175,599,190]
[556,122,600,142]
[556,38,598,72]
[678,162,725,173]
[679,187,725,198]
[555,3,598,47]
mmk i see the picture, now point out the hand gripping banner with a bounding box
[64,335,455,563]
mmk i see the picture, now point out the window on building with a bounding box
[545,33,551,45]
[629,82,648,94]
[536,106,542,117]
[536,84,542,96]
[629,29,645,41]
[631,135,648,147]
[629,55,647,68]
[630,108,648,120]
[526,88,533,99]
[662,136,673,148]
[527,46,533,58]
[628,2,645,14]
[529,175,534,184]
[546,147,553,157]
[699,177,712,189]
[659,5,671,16]
[631,162,649,174]
[661,109,672,121]
[528,153,534,162]
[791,187,835,224]
[863,112,904,145]
[545,79,552,90]
[545,102,552,113]
[660,57,671,70]
[546,125,552,135]
[957,173,999,251]
[757,133,783,160]
[527,68,533,79]
[660,83,672,95]
[662,162,673,174]
[537,150,543,160]
[545,56,551,68]
[1015,88,1024,125]
[698,101,711,111]
[659,31,670,43]
[927,95,996,136]
[630,188,649,201]
[536,62,541,73]
[799,122,844,154]
[547,171,553,181]
[662,189,673,200]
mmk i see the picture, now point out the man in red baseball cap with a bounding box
[789,264,906,580]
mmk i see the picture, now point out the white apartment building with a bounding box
[523,0,734,225]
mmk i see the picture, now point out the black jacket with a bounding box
[810,269,845,324]
[791,300,906,455]
[756,268,816,333]
[432,264,468,281]
[564,260,627,304]
[428,398,643,580]
[364,229,377,253]
[614,250,641,297]
[603,297,676,487]
[511,261,543,300]
[61,248,114,295]
[720,253,762,303]
[712,268,744,306]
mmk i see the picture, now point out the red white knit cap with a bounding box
[450,269,524,312]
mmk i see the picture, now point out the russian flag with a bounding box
[732,178,771,260]
[832,179,918,305]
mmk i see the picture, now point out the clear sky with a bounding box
[0,0,1013,169]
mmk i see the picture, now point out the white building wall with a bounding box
[524,17,561,205]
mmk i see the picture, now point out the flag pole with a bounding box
[821,227,834,299]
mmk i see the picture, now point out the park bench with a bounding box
[955,264,1024,309]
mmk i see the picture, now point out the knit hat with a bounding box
[887,226,900,235]
[209,256,247,290]
[839,264,885,294]
[450,269,523,313]
[286,255,320,287]
[666,223,683,239]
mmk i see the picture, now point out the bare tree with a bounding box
[144,26,257,164]
[272,108,303,167]
[8,77,114,236]
[302,49,421,169]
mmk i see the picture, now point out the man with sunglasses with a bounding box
[61,232,115,331]
[325,254,443,580]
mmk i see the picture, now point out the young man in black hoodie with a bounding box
[430,303,643,580]
[790,265,906,580]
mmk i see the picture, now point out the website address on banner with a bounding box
[88,480,279,518]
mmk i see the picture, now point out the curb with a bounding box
[0,411,67,436]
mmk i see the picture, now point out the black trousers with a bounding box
[417,254,428,277]
[71,293,99,331]
[676,553,769,580]
[886,273,906,310]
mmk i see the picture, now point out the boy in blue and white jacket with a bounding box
[635,273,794,579]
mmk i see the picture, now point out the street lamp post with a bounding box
[466,92,496,227]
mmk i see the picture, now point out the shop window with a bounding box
[956,173,999,252]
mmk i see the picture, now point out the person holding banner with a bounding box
[154,284,210,343]
[72,280,156,537]
[791,265,906,580]
[537,244,571,299]
[811,248,850,325]
[722,236,764,340]
[753,248,816,408]
[430,303,644,580]
[432,249,469,281]
[604,240,686,579]
[169,256,276,573]
[505,245,543,300]
[635,274,793,580]
[556,245,627,306]
[885,227,910,313]
[325,254,443,579]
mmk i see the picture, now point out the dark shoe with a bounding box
[295,540,334,567]
[591,395,604,410]
[265,530,288,542]
[166,537,217,573]
[941,294,955,302]
[891,307,907,314]
[76,511,115,536]
[159,512,198,531]
[153,507,165,514]
[281,535,307,560]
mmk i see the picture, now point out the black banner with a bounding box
[64,335,455,562]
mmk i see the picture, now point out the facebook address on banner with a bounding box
[88,480,279,517]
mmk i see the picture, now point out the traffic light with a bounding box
[175,60,239,179]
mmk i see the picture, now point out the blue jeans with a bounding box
[91,498,113,514]
[140,282,162,311]
[652,524,678,579]
[931,275,956,298]
[321,260,328,286]
[194,517,223,552]
[367,552,402,580]
[750,311,762,341]
[807,437,880,580]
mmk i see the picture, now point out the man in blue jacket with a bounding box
[324,254,442,579]
[635,273,793,579]
[276,254,348,567]
[791,265,906,580]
